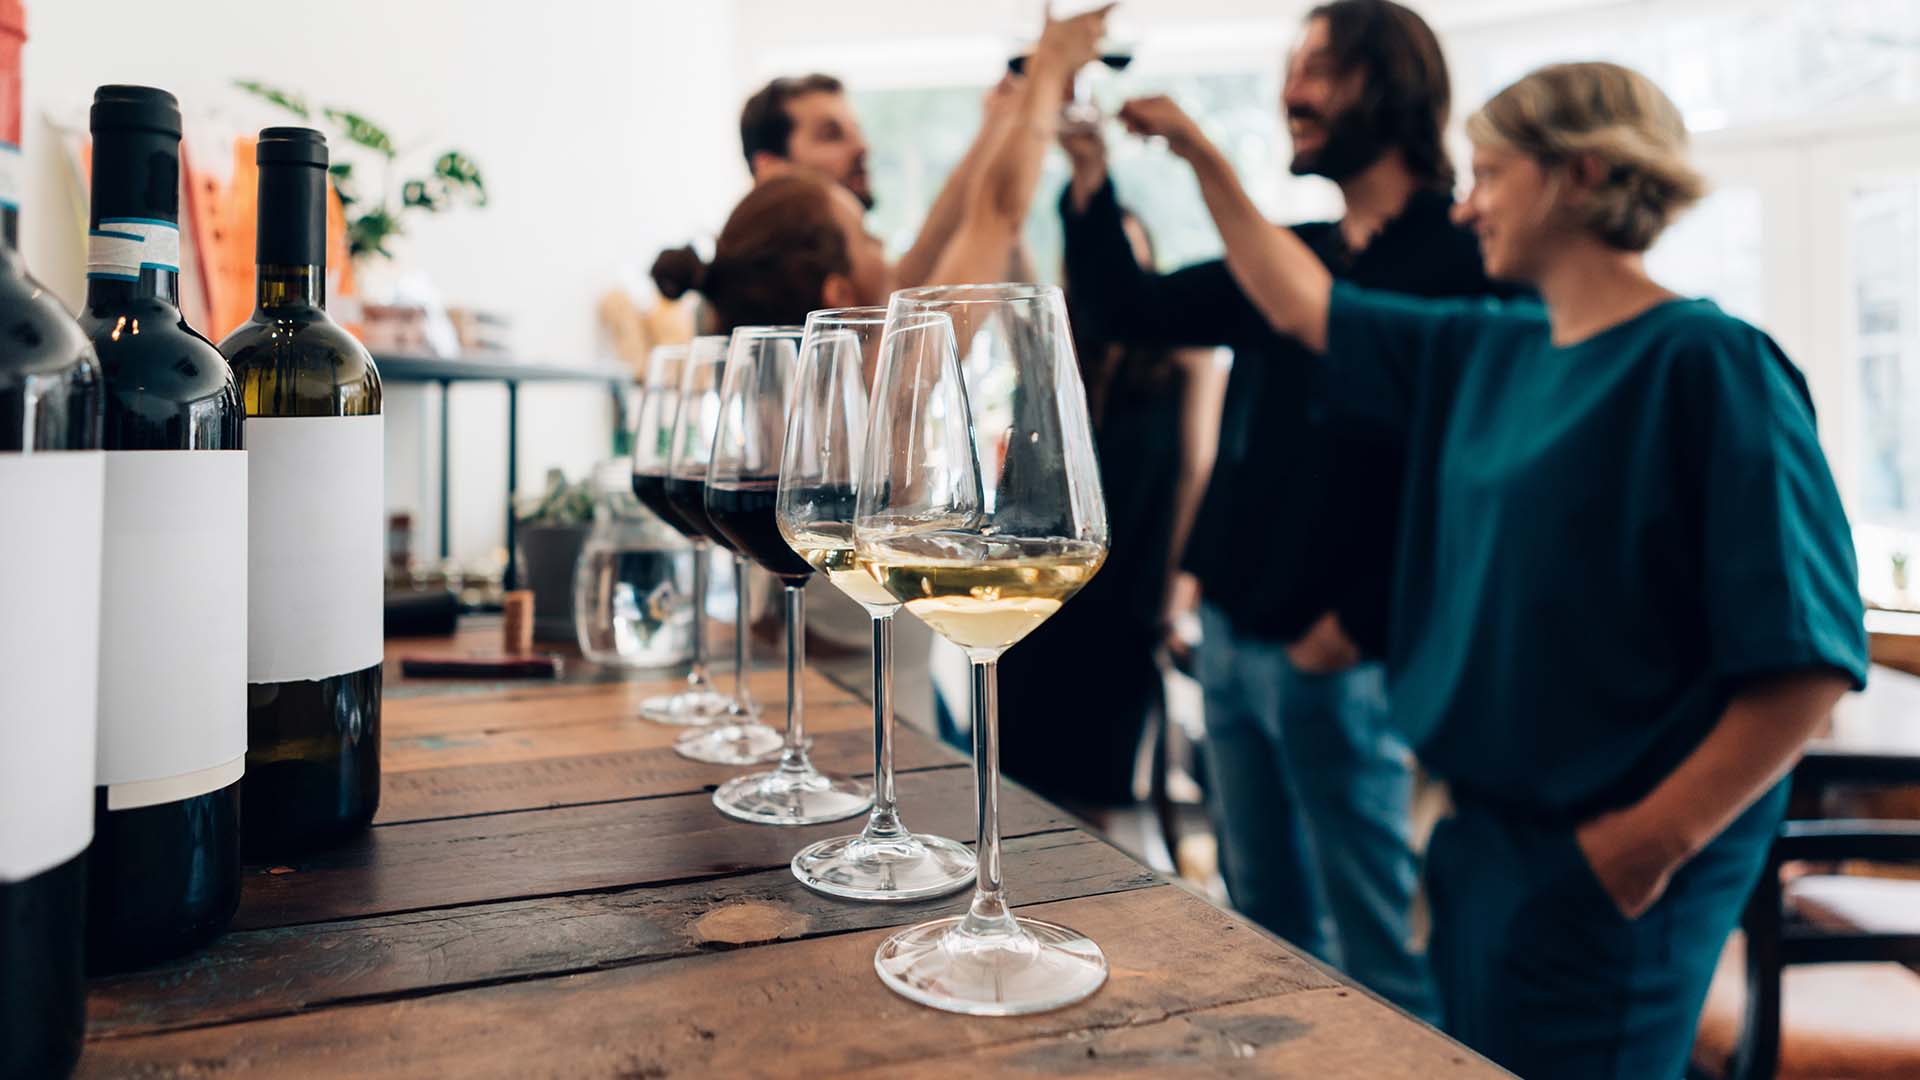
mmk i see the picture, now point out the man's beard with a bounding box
[1289,104,1387,183]
[846,169,876,210]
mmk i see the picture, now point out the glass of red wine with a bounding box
[661,336,782,765]
[629,342,733,725]
[778,308,976,898]
[708,326,873,826]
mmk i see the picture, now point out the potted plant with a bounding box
[516,469,595,642]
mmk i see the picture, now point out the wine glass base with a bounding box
[673,723,783,764]
[874,915,1107,1016]
[713,768,872,826]
[791,832,976,901]
[640,689,735,726]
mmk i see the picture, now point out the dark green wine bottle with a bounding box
[0,6,101,1073]
[218,127,382,856]
[79,84,245,973]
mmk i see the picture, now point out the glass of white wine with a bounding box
[855,284,1110,1015]
[778,308,976,899]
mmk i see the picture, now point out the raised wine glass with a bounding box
[856,284,1110,1015]
[628,342,734,724]
[661,335,781,764]
[708,326,873,825]
[778,308,976,898]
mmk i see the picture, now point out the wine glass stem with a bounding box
[731,556,754,715]
[777,584,810,775]
[961,657,1015,936]
[686,539,710,687]
[861,612,906,842]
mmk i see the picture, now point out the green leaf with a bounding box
[233,79,310,119]
[434,151,488,206]
[323,108,396,158]
[400,179,441,210]
[327,162,359,209]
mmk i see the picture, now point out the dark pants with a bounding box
[1427,782,1786,1079]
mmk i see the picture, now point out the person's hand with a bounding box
[1284,612,1360,674]
[982,72,1025,125]
[1574,807,1688,919]
[1160,571,1201,663]
[1118,95,1208,159]
[1032,3,1113,82]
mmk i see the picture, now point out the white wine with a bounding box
[787,523,900,611]
[859,532,1105,652]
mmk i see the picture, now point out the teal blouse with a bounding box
[1325,283,1868,815]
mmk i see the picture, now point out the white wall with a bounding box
[19,0,749,565]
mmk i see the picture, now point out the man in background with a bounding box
[739,72,1023,289]
[1062,0,1519,1020]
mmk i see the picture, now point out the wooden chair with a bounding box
[1691,750,1920,1079]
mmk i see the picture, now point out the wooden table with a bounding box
[75,625,1503,1078]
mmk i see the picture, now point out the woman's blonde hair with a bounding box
[1466,62,1707,252]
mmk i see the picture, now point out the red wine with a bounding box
[664,473,735,552]
[1007,51,1132,75]
[707,477,812,584]
[632,470,701,540]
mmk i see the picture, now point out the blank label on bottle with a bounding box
[98,450,248,809]
[246,415,383,683]
[0,452,103,881]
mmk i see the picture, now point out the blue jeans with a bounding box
[1198,602,1437,1021]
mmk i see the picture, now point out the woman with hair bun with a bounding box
[651,170,893,332]
[1121,61,1867,1077]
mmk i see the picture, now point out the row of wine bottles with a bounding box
[0,29,385,1078]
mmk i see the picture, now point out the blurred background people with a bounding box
[1122,57,1866,1078]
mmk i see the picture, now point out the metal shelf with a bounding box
[374,353,633,588]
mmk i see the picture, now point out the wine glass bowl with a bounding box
[856,284,1110,1014]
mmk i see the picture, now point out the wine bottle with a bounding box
[0,4,101,1074]
[218,127,382,857]
[80,84,245,973]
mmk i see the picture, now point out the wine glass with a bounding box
[778,308,976,899]
[662,335,782,765]
[708,326,873,826]
[855,284,1110,1015]
[629,343,732,724]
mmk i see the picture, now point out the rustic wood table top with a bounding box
[76,621,1504,1078]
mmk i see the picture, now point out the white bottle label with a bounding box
[0,452,103,882]
[246,415,384,683]
[0,141,20,214]
[87,217,181,281]
[98,450,248,810]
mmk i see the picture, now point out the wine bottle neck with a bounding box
[85,266,181,308]
[1,205,17,251]
[256,264,325,311]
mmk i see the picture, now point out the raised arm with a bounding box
[1118,96,1334,351]
[928,5,1109,287]
[894,75,1025,289]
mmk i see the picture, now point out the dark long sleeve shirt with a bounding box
[1060,176,1520,654]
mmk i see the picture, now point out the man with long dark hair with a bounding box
[1059,0,1521,1018]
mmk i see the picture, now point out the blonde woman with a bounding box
[1119,63,1867,1077]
